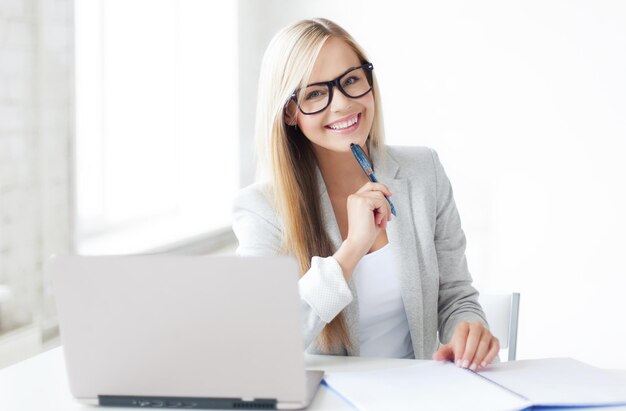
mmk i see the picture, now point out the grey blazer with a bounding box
[232,145,488,359]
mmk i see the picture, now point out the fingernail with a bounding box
[462,360,470,368]
[481,361,487,368]
[469,363,477,371]
[455,359,461,367]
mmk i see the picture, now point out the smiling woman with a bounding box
[233,18,498,370]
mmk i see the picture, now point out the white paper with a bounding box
[323,361,532,411]
[477,357,626,407]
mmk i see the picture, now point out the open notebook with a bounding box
[323,358,626,411]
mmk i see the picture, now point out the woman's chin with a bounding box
[308,132,369,154]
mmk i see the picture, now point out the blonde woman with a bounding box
[233,18,499,371]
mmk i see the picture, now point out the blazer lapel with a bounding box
[372,147,426,359]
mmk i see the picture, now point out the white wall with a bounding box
[239,0,626,368]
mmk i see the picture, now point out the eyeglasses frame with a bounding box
[288,62,374,115]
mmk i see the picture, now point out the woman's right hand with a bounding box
[345,181,393,254]
[333,182,393,279]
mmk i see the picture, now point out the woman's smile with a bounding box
[324,112,361,134]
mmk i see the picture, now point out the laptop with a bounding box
[49,254,323,409]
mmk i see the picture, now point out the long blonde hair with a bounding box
[254,18,386,351]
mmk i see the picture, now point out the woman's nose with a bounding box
[330,88,353,113]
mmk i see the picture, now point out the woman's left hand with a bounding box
[432,321,499,371]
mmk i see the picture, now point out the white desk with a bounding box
[1,347,625,410]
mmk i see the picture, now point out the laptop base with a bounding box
[97,370,323,410]
[99,395,278,409]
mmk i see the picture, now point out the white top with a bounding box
[352,243,414,359]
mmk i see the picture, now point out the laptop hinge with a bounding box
[98,395,278,409]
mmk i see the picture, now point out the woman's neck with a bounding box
[312,143,370,197]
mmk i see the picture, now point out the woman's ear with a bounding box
[283,101,298,126]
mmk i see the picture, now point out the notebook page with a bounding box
[323,360,532,411]
[477,357,626,407]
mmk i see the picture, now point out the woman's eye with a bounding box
[305,90,326,100]
[343,76,360,87]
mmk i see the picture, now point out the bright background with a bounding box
[238,0,626,369]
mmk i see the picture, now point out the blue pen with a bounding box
[350,143,397,216]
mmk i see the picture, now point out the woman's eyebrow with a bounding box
[305,64,361,87]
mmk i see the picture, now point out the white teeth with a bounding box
[328,114,358,130]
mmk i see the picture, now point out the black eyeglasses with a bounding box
[289,63,374,115]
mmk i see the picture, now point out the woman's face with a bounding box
[288,37,375,154]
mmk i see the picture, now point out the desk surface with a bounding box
[1,347,625,411]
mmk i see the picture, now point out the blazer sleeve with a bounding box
[430,149,489,344]
[232,185,353,349]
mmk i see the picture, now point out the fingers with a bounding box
[469,331,492,371]
[481,337,500,369]
[435,323,499,371]
[454,322,499,371]
[452,323,469,366]
[361,191,391,227]
[360,191,392,226]
[459,323,483,369]
[353,182,393,226]
[432,344,454,361]
[356,181,392,197]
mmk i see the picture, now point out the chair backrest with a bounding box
[478,293,520,361]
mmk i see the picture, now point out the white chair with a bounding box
[478,293,520,361]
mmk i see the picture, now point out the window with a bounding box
[74,0,238,254]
